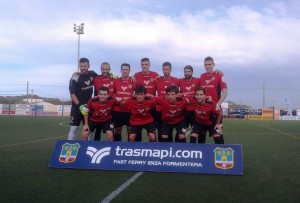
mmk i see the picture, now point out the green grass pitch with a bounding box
[0,115,299,203]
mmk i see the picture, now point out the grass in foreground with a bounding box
[0,116,299,203]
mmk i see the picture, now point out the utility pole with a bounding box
[31,89,33,103]
[27,81,29,103]
[263,82,265,109]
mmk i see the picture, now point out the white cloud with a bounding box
[1,0,300,107]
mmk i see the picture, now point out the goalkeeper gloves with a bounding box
[79,104,89,115]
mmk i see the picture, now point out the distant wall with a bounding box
[0,104,71,116]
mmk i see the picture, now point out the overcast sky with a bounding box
[0,0,299,109]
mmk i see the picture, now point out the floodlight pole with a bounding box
[73,23,84,72]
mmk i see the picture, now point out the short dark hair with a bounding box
[141,58,150,63]
[195,87,206,94]
[121,63,130,70]
[184,65,193,72]
[204,56,214,62]
[101,62,110,68]
[135,85,147,94]
[79,58,89,64]
[98,86,109,94]
[166,85,179,94]
[162,62,172,69]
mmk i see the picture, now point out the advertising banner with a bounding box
[43,105,59,112]
[228,108,262,116]
[262,108,273,116]
[16,104,30,115]
[49,141,243,175]
[246,109,262,115]
[1,104,16,115]
[247,115,273,120]
[280,116,300,120]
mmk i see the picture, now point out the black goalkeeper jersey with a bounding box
[69,72,95,105]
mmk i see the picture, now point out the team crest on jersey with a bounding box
[144,80,150,85]
[110,81,114,85]
[192,84,195,87]
[214,147,234,169]
[85,80,91,85]
[150,78,154,82]
[128,85,132,88]
[59,143,80,163]
[121,86,128,91]
[212,77,215,81]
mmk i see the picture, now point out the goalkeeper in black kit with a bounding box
[68,58,97,140]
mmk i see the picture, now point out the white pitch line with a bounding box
[0,135,67,148]
[100,172,144,203]
[258,124,300,140]
[225,132,300,135]
[59,121,70,127]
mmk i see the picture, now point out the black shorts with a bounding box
[112,111,131,128]
[192,120,217,137]
[70,104,84,126]
[89,120,114,133]
[185,110,195,127]
[130,122,156,135]
[161,120,186,135]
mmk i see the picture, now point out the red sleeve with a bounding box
[86,99,92,110]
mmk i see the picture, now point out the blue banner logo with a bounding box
[86,146,111,164]
[59,143,80,163]
[214,147,234,169]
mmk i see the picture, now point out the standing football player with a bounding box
[133,58,159,141]
[155,62,180,142]
[113,63,136,141]
[199,56,227,143]
[178,65,201,141]
[68,58,97,140]
[200,57,227,110]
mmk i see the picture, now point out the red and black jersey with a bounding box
[199,71,227,103]
[155,76,179,96]
[190,98,221,125]
[69,73,94,105]
[113,77,136,112]
[86,96,116,122]
[155,97,187,124]
[155,76,179,111]
[93,75,115,97]
[125,97,156,125]
[134,71,159,96]
[179,77,201,111]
